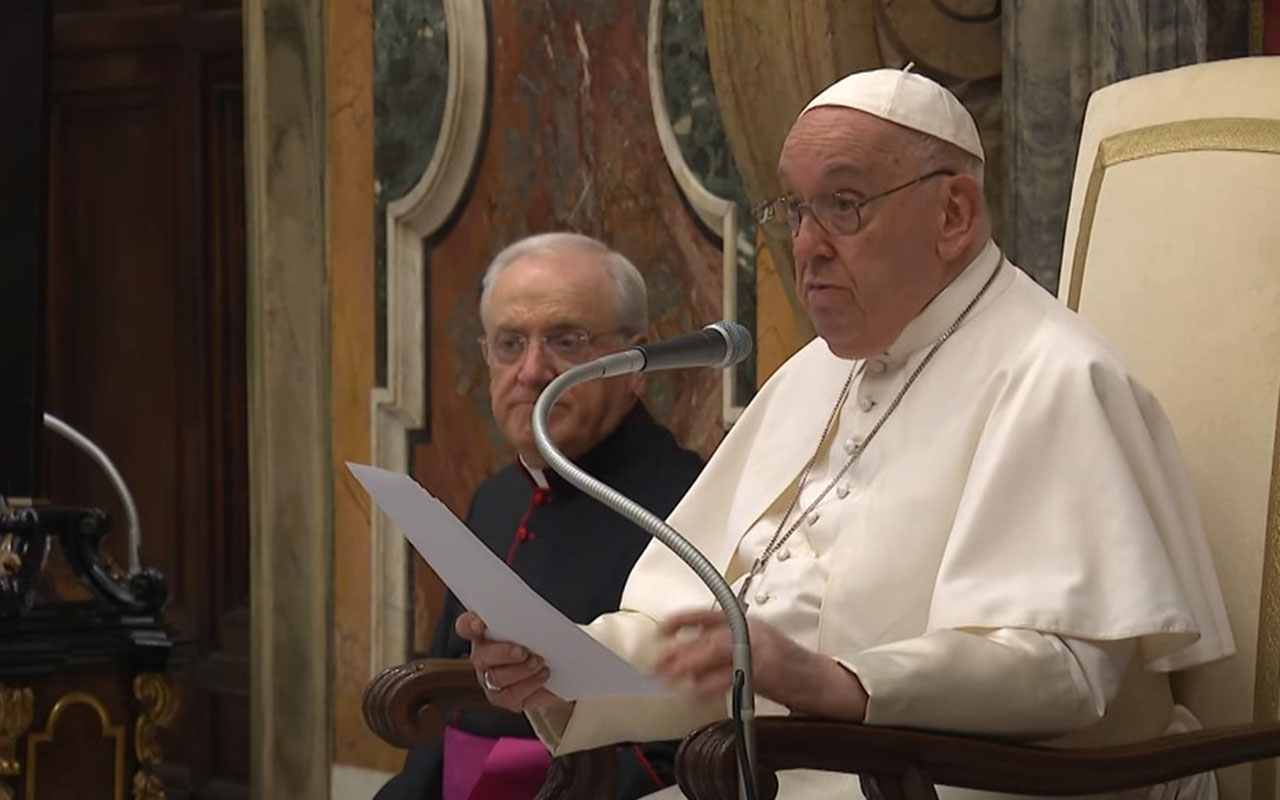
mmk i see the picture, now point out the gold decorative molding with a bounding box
[1066,117,1280,311]
[0,534,22,576]
[132,769,166,800]
[26,690,126,800]
[0,683,34,800]
[0,684,33,776]
[132,673,178,800]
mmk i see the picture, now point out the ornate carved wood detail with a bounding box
[132,673,178,800]
[362,659,485,748]
[0,506,168,616]
[0,684,34,800]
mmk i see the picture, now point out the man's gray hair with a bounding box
[906,128,985,189]
[479,232,648,335]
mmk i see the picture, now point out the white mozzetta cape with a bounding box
[530,244,1234,777]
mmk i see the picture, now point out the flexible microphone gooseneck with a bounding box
[531,321,758,800]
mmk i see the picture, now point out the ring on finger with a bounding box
[482,669,501,693]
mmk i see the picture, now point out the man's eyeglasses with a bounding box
[480,328,630,367]
[753,168,955,238]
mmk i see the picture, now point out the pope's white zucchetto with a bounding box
[801,66,985,163]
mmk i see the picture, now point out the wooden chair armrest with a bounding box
[361,659,621,800]
[362,659,489,748]
[676,717,1280,800]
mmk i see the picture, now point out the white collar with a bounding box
[519,456,552,490]
[885,239,1005,363]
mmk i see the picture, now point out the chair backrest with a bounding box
[1056,56,1280,800]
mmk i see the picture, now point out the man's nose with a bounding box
[791,213,835,273]
[515,339,558,387]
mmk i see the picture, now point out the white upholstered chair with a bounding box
[1057,55,1280,800]
[674,56,1280,800]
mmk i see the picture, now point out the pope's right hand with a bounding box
[456,611,562,712]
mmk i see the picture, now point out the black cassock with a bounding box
[376,405,704,800]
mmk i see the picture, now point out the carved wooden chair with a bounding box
[674,56,1280,800]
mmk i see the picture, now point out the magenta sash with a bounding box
[442,725,552,800]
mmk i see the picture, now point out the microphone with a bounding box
[582,320,754,379]
[639,320,753,371]
[531,320,759,800]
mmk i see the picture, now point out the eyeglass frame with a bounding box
[752,168,956,238]
[478,326,637,368]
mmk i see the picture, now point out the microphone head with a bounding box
[702,321,753,367]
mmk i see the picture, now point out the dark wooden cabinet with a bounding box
[1,604,175,800]
[1,0,250,797]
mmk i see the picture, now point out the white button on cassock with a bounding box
[859,396,876,412]
[836,484,850,499]
[807,512,820,526]
[776,548,791,562]
[868,359,887,375]
[754,591,770,605]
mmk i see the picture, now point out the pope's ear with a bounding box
[937,172,983,262]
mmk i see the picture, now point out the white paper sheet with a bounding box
[348,462,669,699]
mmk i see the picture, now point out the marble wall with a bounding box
[372,0,750,398]
[330,0,399,779]
[404,0,727,653]
[243,0,331,796]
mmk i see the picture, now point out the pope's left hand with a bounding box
[654,609,868,720]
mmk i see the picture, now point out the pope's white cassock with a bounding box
[527,241,1235,800]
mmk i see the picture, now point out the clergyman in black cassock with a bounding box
[375,404,703,800]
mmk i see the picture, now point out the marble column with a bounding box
[243,0,333,797]
[1002,0,1207,289]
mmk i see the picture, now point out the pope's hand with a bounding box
[456,611,563,712]
[654,609,868,721]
